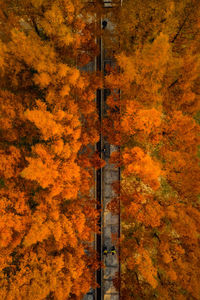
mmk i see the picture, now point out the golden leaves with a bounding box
[33,72,51,88]
[0,1,100,299]
[45,4,64,26]
[25,109,64,140]
[0,40,7,72]
[21,157,59,188]
[0,146,21,179]
[59,84,70,97]
[23,220,51,247]
[135,249,158,289]
[122,147,161,190]
[31,0,44,8]
[51,139,64,155]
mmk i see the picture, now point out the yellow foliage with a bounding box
[23,221,51,247]
[123,147,161,190]
[135,249,158,289]
[0,1,100,298]
[69,69,80,85]
[60,84,70,97]
[0,146,21,178]
[33,72,51,88]
[21,157,59,188]
[25,109,64,140]
[51,139,64,155]
[45,4,64,26]
[167,269,177,281]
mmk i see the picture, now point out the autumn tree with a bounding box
[0,1,102,299]
[103,0,200,299]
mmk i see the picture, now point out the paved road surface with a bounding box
[83,18,120,300]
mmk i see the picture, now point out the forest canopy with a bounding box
[0,0,200,299]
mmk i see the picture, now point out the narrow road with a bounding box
[83,15,120,300]
[100,53,120,300]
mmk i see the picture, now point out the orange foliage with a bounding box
[122,147,161,190]
[0,0,101,298]
[103,1,200,299]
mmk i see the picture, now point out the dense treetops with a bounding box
[0,1,103,299]
[104,0,200,299]
[0,0,200,299]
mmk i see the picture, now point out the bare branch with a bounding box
[168,79,178,89]
[171,15,189,43]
